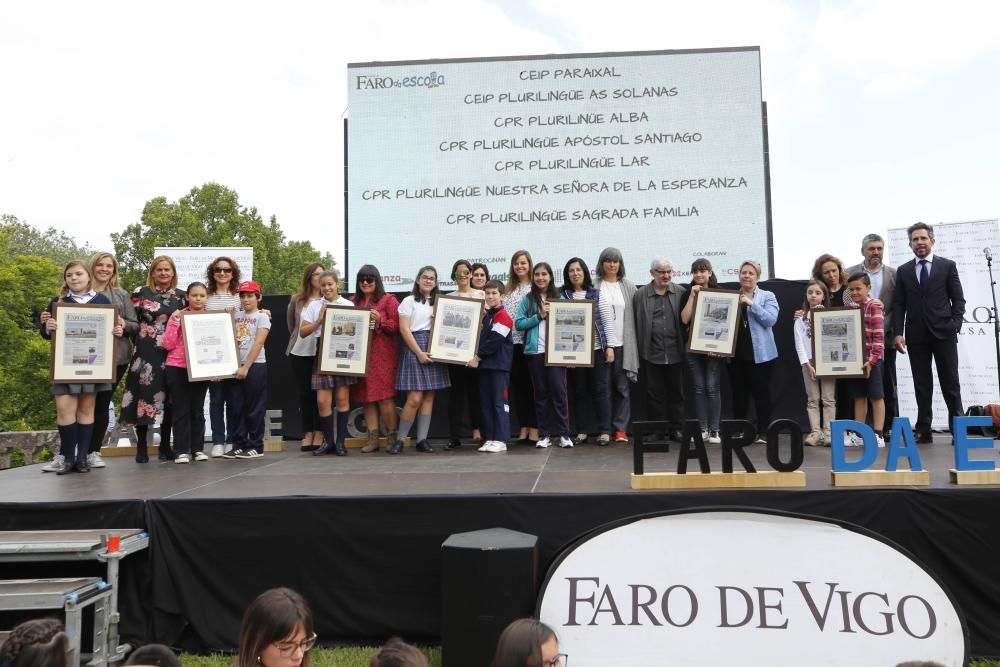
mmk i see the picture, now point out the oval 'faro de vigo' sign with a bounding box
[537,510,967,666]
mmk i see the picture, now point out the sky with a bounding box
[1,0,998,279]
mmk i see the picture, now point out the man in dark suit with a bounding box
[892,222,965,441]
[848,234,898,436]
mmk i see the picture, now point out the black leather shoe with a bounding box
[387,439,404,455]
[314,441,334,456]
[334,442,347,456]
[136,444,149,463]
[574,434,589,446]
[56,461,75,475]
[915,432,934,444]
[300,444,320,452]
[445,439,462,450]
[74,461,90,473]
[415,439,436,453]
[158,447,175,461]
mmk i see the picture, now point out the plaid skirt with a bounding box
[396,330,451,392]
[311,373,358,390]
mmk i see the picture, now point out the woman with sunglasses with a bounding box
[351,265,400,452]
[286,262,326,451]
[446,259,485,449]
[236,587,317,667]
[205,256,242,458]
[491,618,566,667]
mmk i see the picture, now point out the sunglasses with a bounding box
[213,267,233,274]
[455,271,471,277]
[359,275,377,284]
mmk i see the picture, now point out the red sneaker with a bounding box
[614,431,629,443]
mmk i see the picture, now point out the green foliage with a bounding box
[37,445,53,462]
[1,214,94,268]
[8,448,27,468]
[111,183,335,294]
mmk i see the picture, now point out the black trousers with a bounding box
[448,363,482,439]
[165,366,209,455]
[290,353,320,436]
[729,358,774,436]
[882,346,898,429]
[91,363,128,453]
[509,344,537,430]
[640,359,685,430]
[908,336,963,434]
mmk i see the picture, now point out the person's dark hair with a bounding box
[206,256,242,295]
[689,257,719,288]
[506,250,533,293]
[491,618,556,667]
[811,253,846,290]
[125,643,180,667]
[237,588,315,667]
[802,278,831,314]
[484,279,505,294]
[355,264,386,304]
[529,262,557,312]
[318,270,341,293]
[470,262,490,281]
[411,266,438,305]
[368,637,429,667]
[907,221,935,241]
[186,281,208,295]
[451,259,473,281]
[596,247,625,279]
[561,257,593,293]
[0,618,69,667]
[295,262,326,305]
[847,271,871,286]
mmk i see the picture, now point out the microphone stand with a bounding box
[987,250,1000,412]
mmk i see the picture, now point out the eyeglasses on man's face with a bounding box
[273,633,317,656]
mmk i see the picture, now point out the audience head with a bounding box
[368,637,428,667]
[491,618,564,667]
[124,643,180,666]
[237,588,316,667]
[0,618,69,667]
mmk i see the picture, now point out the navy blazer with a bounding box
[892,255,965,343]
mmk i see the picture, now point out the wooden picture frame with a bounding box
[427,294,484,365]
[544,299,595,368]
[317,304,373,377]
[812,307,866,378]
[181,311,240,381]
[50,303,117,383]
[686,288,742,357]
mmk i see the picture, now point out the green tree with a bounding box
[1,214,94,268]
[111,183,335,293]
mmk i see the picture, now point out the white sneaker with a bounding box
[477,441,491,452]
[87,452,106,468]
[483,441,508,453]
[844,433,862,447]
[224,444,233,454]
[211,444,224,458]
[559,436,574,448]
[875,434,886,449]
[707,431,721,445]
[42,455,66,472]
[535,437,552,448]
[174,453,191,464]
[194,451,209,462]
[701,430,711,443]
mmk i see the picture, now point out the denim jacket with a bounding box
[743,286,779,363]
[559,287,609,350]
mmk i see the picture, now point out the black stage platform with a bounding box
[3,438,1000,657]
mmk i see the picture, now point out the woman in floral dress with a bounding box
[120,255,187,463]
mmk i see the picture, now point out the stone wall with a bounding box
[0,431,57,470]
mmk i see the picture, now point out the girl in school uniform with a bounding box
[515,262,571,449]
[389,266,451,455]
[40,260,119,474]
[161,282,211,464]
[299,270,355,457]
[794,279,835,446]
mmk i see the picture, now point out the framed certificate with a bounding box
[317,304,373,377]
[812,307,865,378]
[428,294,484,365]
[50,303,117,383]
[686,288,742,356]
[545,299,595,367]
[181,311,240,381]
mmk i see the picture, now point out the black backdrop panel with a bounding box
[264,279,812,440]
[146,490,1000,657]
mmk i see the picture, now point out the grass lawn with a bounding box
[177,649,996,666]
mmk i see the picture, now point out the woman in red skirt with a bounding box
[351,265,400,452]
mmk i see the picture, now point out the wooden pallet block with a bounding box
[948,469,1000,485]
[831,470,929,487]
[630,470,806,490]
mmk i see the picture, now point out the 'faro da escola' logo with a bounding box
[355,72,445,90]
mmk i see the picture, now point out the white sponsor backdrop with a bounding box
[887,220,999,430]
[538,511,966,667]
[153,246,254,291]
[347,49,769,288]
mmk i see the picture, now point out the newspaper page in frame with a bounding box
[182,311,240,381]
[51,303,116,383]
[813,307,865,378]
[546,300,594,367]
[318,305,372,376]
[428,294,484,365]
[687,288,741,356]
